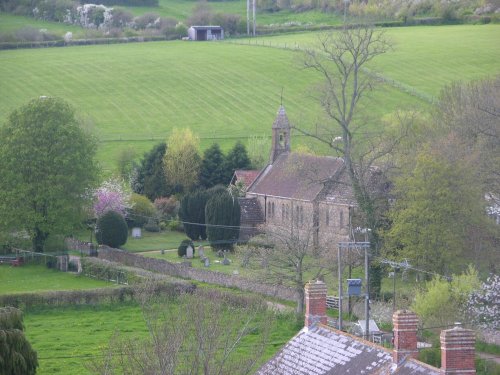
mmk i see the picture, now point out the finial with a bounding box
[280,87,284,106]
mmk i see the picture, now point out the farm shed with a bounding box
[188,26,224,41]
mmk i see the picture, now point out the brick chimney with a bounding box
[304,280,327,328]
[440,326,476,374]
[393,310,419,365]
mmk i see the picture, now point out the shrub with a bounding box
[96,210,128,248]
[128,193,156,228]
[144,218,160,232]
[178,239,194,257]
[154,196,179,220]
[205,190,240,251]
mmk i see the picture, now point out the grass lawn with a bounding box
[0,12,84,37]
[237,24,500,99]
[121,229,193,252]
[0,34,422,170]
[24,297,300,374]
[0,264,112,295]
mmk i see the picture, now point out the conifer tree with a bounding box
[199,143,226,188]
[223,142,251,183]
[205,190,240,251]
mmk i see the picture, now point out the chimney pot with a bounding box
[304,280,327,328]
[392,310,419,365]
[440,326,476,374]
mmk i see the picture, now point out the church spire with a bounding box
[270,105,291,164]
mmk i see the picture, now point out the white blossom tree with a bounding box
[466,274,500,330]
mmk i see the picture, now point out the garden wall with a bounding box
[98,247,299,302]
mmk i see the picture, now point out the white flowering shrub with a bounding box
[75,4,114,29]
[64,31,73,42]
[466,274,500,330]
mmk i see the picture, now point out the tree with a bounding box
[247,219,334,315]
[0,97,98,252]
[223,141,251,183]
[96,210,128,248]
[88,284,274,375]
[411,266,480,328]
[163,128,202,193]
[116,146,137,182]
[384,150,496,275]
[205,190,241,251]
[128,193,156,228]
[199,143,226,188]
[133,142,174,201]
[466,273,500,330]
[0,307,38,375]
[300,26,392,294]
[179,189,209,241]
[94,178,131,218]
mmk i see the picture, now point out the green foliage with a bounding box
[384,151,489,274]
[205,190,241,251]
[116,147,137,181]
[199,143,226,189]
[247,135,271,169]
[0,307,38,375]
[223,141,251,183]
[96,211,128,248]
[419,348,440,368]
[179,189,209,241]
[163,128,202,193]
[177,238,194,257]
[411,265,480,327]
[133,142,174,201]
[128,193,156,228]
[0,97,98,253]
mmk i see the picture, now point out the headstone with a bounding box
[161,249,165,255]
[186,246,193,259]
[198,245,205,258]
[217,250,224,258]
[204,257,210,267]
[222,253,231,265]
[132,227,142,238]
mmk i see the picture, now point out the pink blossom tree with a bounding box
[94,179,131,218]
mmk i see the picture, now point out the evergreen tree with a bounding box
[223,141,251,183]
[133,143,174,201]
[179,186,226,241]
[199,143,226,188]
[0,307,38,375]
[205,190,240,251]
[179,189,208,241]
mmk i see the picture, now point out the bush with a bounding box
[96,210,128,248]
[178,239,194,257]
[154,196,179,220]
[128,193,156,228]
[144,218,160,232]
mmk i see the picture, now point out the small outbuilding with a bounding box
[188,26,224,41]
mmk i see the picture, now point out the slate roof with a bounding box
[257,324,440,375]
[189,25,223,30]
[247,152,353,204]
[273,105,291,129]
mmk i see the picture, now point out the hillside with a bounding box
[0,24,498,169]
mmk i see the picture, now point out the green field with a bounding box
[24,299,299,374]
[0,13,84,37]
[0,25,498,170]
[0,264,111,295]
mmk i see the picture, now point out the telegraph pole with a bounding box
[252,0,256,36]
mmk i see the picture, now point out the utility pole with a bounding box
[252,0,256,36]
[338,242,370,335]
[380,259,411,312]
[246,0,250,35]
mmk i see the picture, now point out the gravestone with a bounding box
[204,257,210,267]
[217,250,224,258]
[186,246,194,259]
[198,245,204,258]
[222,253,230,265]
[132,227,142,238]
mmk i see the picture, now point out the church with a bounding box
[238,105,361,247]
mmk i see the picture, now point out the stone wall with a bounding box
[98,247,298,302]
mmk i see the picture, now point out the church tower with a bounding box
[269,105,291,164]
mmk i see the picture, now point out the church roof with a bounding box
[247,152,349,202]
[272,105,290,130]
[231,170,260,188]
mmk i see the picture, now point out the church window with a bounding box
[272,202,275,218]
[281,204,285,221]
[267,202,271,219]
[339,210,344,228]
[326,210,330,226]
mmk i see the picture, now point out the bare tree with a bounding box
[299,26,393,240]
[247,217,336,315]
[87,281,274,375]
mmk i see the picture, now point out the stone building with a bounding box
[243,105,360,247]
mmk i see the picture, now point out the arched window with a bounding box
[339,210,344,228]
[272,202,275,218]
[281,204,285,221]
[267,202,271,219]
